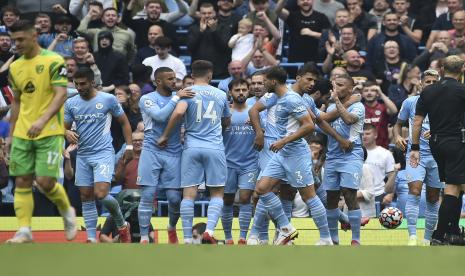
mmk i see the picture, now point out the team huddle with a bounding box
[6,19,444,246]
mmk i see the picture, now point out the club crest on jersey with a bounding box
[144,99,154,107]
[24,80,35,93]
[36,64,44,74]
[375,110,381,116]
[95,103,103,109]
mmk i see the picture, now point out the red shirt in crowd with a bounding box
[364,102,390,149]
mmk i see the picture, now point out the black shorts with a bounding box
[429,135,465,184]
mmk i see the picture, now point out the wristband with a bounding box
[411,144,420,151]
[172,95,180,102]
[125,145,133,150]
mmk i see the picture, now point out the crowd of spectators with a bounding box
[1,0,465,220]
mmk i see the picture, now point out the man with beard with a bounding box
[276,0,331,63]
[344,50,376,83]
[124,0,178,52]
[0,32,13,65]
[221,79,259,245]
[366,12,417,69]
[321,23,365,74]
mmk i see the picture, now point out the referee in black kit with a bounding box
[410,55,465,245]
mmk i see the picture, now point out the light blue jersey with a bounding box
[302,94,321,118]
[139,91,181,156]
[64,92,123,156]
[325,103,365,161]
[246,96,267,127]
[182,85,231,150]
[223,106,258,170]
[258,93,283,141]
[397,96,431,156]
[272,91,311,156]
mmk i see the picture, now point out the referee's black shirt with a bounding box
[416,77,465,136]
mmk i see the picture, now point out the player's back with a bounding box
[9,49,68,140]
[183,85,230,150]
[398,96,431,155]
[65,92,122,155]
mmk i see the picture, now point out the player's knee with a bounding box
[166,190,182,205]
[223,195,235,206]
[408,183,422,196]
[35,177,55,192]
[15,175,34,188]
[94,190,108,200]
[279,185,297,200]
[326,191,341,209]
[239,193,252,204]
[426,188,440,203]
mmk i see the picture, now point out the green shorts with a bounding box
[9,135,64,178]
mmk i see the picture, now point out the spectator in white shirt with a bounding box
[363,123,396,209]
[228,18,254,61]
[358,147,376,218]
[142,36,186,87]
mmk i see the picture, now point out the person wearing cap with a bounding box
[94,31,129,90]
[38,15,79,57]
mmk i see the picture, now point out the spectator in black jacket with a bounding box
[187,2,231,79]
[366,12,417,70]
[94,31,129,90]
[123,0,178,51]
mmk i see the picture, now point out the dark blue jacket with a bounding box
[366,33,417,69]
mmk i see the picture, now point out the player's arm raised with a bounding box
[331,89,359,125]
[312,109,353,152]
[158,101,188,148]
[270,112,314,153]
[248,101,266,151]
[320,93,361,122]
[116,113,134,161]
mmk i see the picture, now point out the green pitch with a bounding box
[1,244,464,276]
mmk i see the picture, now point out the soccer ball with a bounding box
[379,207,403,229]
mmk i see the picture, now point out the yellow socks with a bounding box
[14,187,34,228]
[44,183,71,214]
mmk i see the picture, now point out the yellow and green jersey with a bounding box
[9,49,68,140]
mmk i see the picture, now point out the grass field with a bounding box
[1,217,465,276]
[1,244,464,276]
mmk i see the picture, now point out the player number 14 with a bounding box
[195,100,217,124]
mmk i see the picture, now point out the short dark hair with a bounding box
[362,80,378,88]
[363,123,377,131]
[251,0,268,5]
[199,2,215,9]
[383,12,398,20]
[35,13,50,21]
[9,20,35,33]
[73,67,94,81]
[1,5,20,17]
[191,60,213,78]
[297,62,319,77]
[340,23,356,33]
[154,67,174,79]
[228,78,249,91]
[103,7,118,15]
[183,74,193,82]
[89,1,104,9]
[265,66,287,84]
[154,36,172,48]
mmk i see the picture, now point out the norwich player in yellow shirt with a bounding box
[6,20,77,243]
